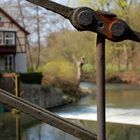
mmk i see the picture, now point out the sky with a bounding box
[52,0,68,4]
[51,0,80,7]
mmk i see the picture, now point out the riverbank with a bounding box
[81,72,140,85]
[0,79,80,110]
[0,78,87,110]
[1,71,140,110]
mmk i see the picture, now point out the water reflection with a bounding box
[70,120,140,140]
[22,123,79,140]
[0,113,79,140]
[79,83,140,109]
[22,120,140,140]
[16,115,21,140]
[0,111,139,140]
[0,113,16,140]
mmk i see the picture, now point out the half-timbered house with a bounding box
[0,7,29,73]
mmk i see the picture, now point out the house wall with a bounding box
[0,10,28,73]
[0,12,27,53]
[15,53,27,73]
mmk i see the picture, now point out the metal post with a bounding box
[15,74,20,97]
[13,74,20,114]
[15,74,21,140]
[96,33,106,140]
[16,115,21,140]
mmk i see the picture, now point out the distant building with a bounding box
[0,7,29,73]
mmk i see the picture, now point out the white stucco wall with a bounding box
[15,53,27,73]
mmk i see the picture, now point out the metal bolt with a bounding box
[111,21,126,38]
[78,10,93,26]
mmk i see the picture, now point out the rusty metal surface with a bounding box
[96,34,106,140]
[0,89,97,140]
[27,0,140,42]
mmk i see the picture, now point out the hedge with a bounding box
[20,72,42,84]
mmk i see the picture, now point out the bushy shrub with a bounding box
[106,64,118,77]
[82,63,95,73]
[106,64,126,77]
[39,60,77,86]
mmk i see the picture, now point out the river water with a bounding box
[0,83,140,140]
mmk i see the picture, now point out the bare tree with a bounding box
[36,6,41,70]
[72,55,85,83]
[17,0,34,71]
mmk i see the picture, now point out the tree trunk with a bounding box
[124,45,129,71]
[17,0,34,71]
[36,6,41,70]
[130,42,136,71]
[73,55,85,83]
[117,49,121,72]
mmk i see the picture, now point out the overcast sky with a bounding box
[51,0,79,7]
[52,0,68,4]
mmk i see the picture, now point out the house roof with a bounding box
[0,7,30,35]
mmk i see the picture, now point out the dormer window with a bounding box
[0,31,16,46]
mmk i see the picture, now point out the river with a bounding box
[0,83,140,140]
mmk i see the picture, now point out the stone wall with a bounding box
[0,78,70,109]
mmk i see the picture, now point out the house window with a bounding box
[0,31,16,46]
[5,32,15,46]
[5,55,14,71]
